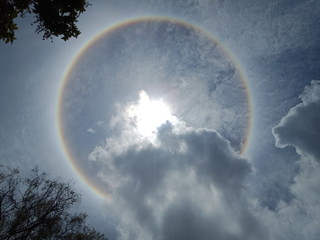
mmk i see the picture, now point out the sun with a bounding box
[127,91,177,137]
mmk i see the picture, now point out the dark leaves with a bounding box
[0,0,90,43]
[0,167,107,240]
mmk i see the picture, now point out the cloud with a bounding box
[259,81,320,239]
[90,117,267,239]
[87,121,106,134]
[272,80,320,162]
[87,128,96,134]
[89,80,320,240]
[259,157,320,240]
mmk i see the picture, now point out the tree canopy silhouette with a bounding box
[0,0,90,43]
[0,167,108,240]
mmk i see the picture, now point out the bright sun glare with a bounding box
[127,91,177,137]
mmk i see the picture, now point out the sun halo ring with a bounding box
[56,16,253,198]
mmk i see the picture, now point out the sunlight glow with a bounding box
[127,91,177,137]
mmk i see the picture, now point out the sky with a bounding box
[0,0,320,239]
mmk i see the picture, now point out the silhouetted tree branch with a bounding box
[0,167,108,240]
[0,0,90,43]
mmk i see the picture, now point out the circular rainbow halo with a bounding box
[57,17,251,197]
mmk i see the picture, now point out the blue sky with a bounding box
[1,1,320,239]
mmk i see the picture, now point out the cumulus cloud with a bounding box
[260,157,320,240]
[273,80,320,162]
[89,97,267,240]
[261,81,320,239]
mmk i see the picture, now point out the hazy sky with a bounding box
[1,1,320,239]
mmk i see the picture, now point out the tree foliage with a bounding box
[0,0,90,43]
[0,167,107,240]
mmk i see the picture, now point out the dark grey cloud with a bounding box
[91,122,267,240]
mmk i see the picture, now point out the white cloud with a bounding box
[91,113,266,239]
[260,81,320,239]
[87,128,96,134]
[91,80,320,240]
[273,80,320,162]
[259,157,320,240]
